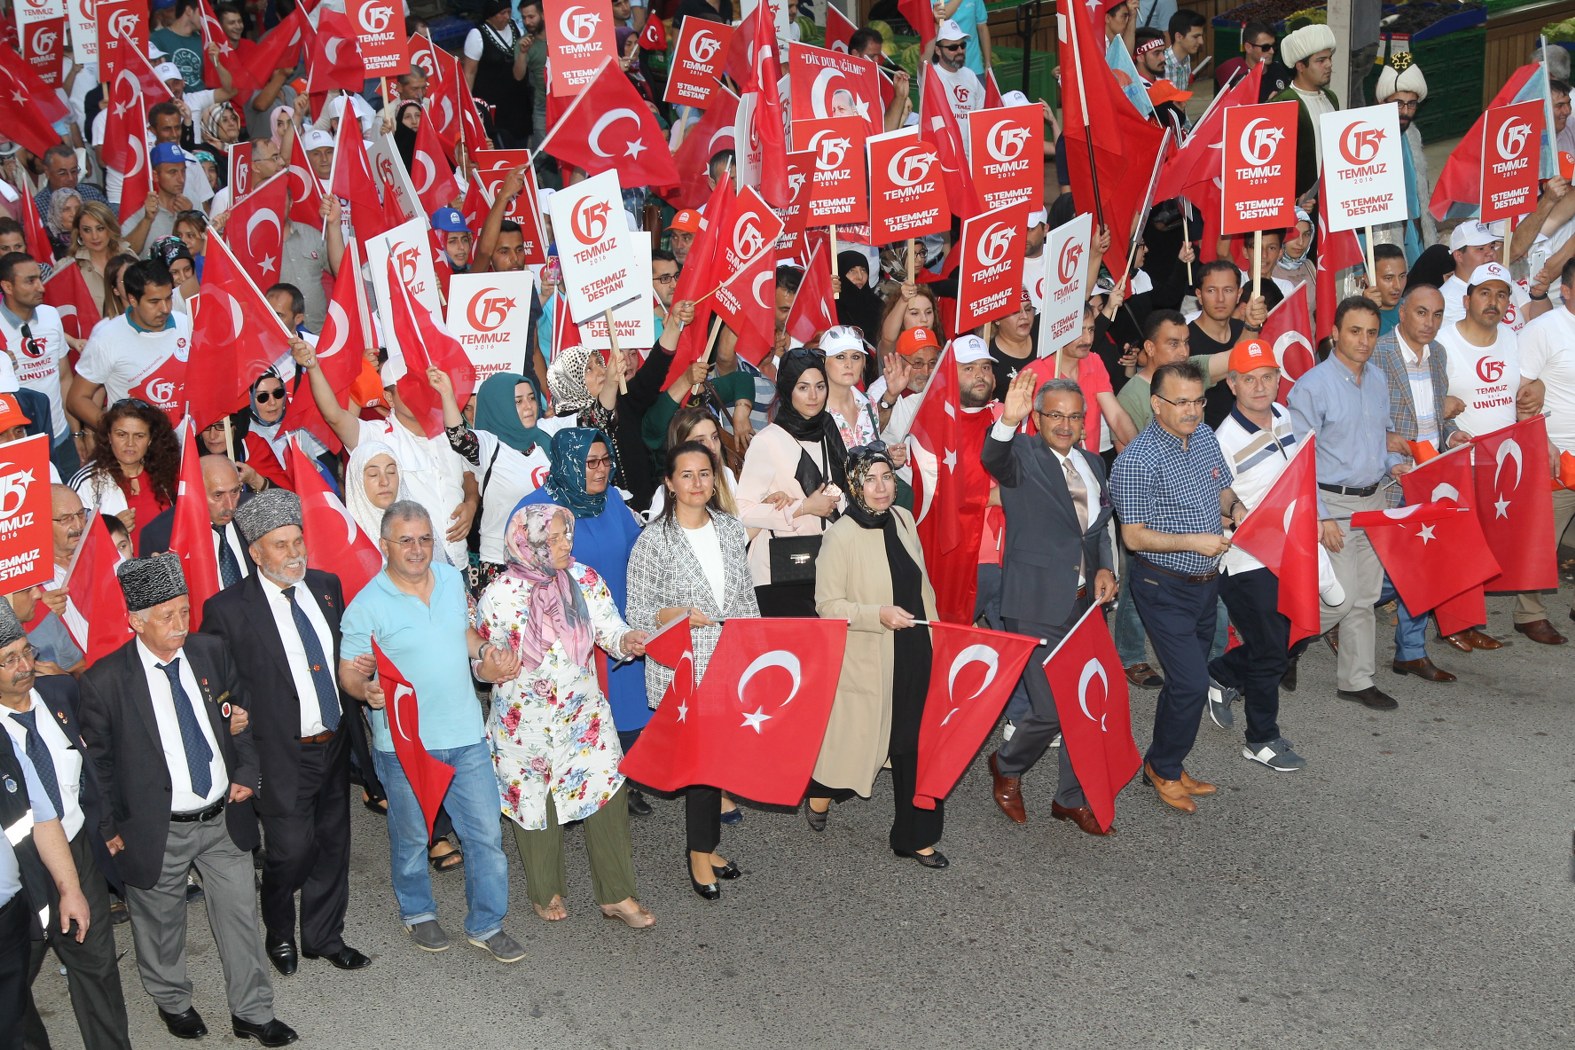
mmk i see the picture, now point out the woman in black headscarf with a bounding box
[735,348,848,617]
[835,250,884,382]
[807,444,945,867]
[392,101,423,170]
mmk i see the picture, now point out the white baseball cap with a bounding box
[1001,90,1031,108]
[1027,208,1047,229]
[1466,262,1513,289]
[1449,221,1497,251]
[820,326,866,356]
[950,334,991,364]
[937,19,968,42]
[301,129,334,152]
[154,62,183,83]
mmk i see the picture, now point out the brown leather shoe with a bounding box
[1461,628,1503,650]
[988,752,1026,824]
[1324,626,1339,654]
[1051,801,1113,836]
[1438,632,1474,653]
[1514,619,1567,645]
[1143,763,1197,814]
[1123,662,1164,689]
[1178,769,1217,796]
[1391,657,1457,682]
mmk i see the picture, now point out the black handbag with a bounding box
[768,534,822,584]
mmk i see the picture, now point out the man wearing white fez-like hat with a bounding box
[1270,23,1339,199]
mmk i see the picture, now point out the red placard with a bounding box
[792,115,869,227]
[19,16,65,87]
[774,148,814,255]
[966,103,1044,213]
[347,0,408,76]
[228,141,253,198]
[469,148,549,265]
[955,202,1030,332]
[96,0,147,56]
[544,0,617,98]
[0,434,55,593]
[407,32,437,79]
[1481,100,1545,224]
[1221,101,1298,236]
[788,42,883,136]
[662,17,732,109]
[868,130,948,242]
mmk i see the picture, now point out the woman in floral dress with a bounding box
[473,503,654,927]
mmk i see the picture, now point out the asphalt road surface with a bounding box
[30,594,1571,1050]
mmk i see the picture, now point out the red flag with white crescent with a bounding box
[1468,415,1558,591]
[1044,605,1141,833]
[62,512,133,666]
[374,639,457,837]
[185,233,297,431]
[666,87,738,209]
[1399,446,1490,635]
[291,439,382,600]
[226,171,289,282]
[168,422,224,629]
[913,622,1040,810]
[1351,502,1501,616]
[1258,282,1315,403]
[410,114,463,215]
[307,9,369,94]
[42,262,102,342]
[1227,434,1322,644]
[539,58,680,188]
[385,257,476,438]
[617,618,700,791]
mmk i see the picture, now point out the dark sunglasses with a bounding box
[939,42,966,52]
[254,388,286,403]
[111,398,153,411]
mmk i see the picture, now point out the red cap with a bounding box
[1147,79,1193,107]
[1228,338,1276,375]
[896,326,941,356]
[666,209,702,233]
[0,393,31,430]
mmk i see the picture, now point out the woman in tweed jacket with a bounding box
[626,442,760,901]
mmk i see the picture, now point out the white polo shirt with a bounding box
[0,303,70,442]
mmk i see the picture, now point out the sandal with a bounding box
[362,791,389,814]
[428,842,464,873]
[599,900,655,929]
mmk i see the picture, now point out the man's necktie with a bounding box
[281,587,341,733]
[11,709,63,816]
[157,658,214,798]
[1064,457,1090,532]
[215,526,242,588]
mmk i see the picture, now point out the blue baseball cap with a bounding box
[430,207,468,233]
[150,142,186,167]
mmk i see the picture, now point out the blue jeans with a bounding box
[1130,558,1219,780]
[372,742,509,941]
[1378,576,1428,661]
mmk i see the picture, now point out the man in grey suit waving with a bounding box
[982,375,1119,836]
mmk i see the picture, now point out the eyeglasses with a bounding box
[52,510,87,526]
[1036,410,1086,424]
[0,646,38,671]
[653,273,678,284]
[584,455,613,469]
[392,535,434,550]
[254,388,286,403]
[1153,393,1208,409]
[939,43,966,52]
[110,398,153,411]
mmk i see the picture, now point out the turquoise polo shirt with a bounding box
[340,562,485,753]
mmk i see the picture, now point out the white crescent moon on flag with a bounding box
[391,684,416,742]
[412,151,436,196]
[1076,657,1108,731]
[1494,439,1522,492]
[588,109,641,160]
[737,650,802,708]
[811,68,842,118]
[946,644,1000,703]
[321,301,350,358]
[750,269,773,309]
[1431,482,1460,503]
[245,208,281,259]
[1280,497,1296,532]
[324,494,360,546]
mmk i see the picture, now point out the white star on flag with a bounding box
[1495,497,1511,518]
[1418,524,1436,543]
[942,447,957,471]
[625,138,647,159]
[260,255,278,276]
[676,700,688,722]
[740,707,771,733]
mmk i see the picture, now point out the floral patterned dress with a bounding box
[474,560,633,831]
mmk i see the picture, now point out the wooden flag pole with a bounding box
[830,224,841,299]
[1180,207,1193,285]
[1252,229,1263,302]
[222,416,234,460]
[906,237,917,282]
[1503,216,1514,265]
[605,308,628,395]
[692,316,722,396]
[1363,225,1378,287]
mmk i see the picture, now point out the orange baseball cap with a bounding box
[896,326,941,356]
[667,209,702,233]
[0,393,31,430]
[1147,79,1193,107]
[1228,337,1276,375]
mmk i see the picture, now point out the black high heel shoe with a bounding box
[711,859,741,880]
[686,853,720,900]
[803,799,828,833]
[893,848,949,869]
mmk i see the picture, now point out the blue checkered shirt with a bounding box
[1111,420,1232,575]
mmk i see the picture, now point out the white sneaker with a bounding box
[1002,721,1015,741]
[1242,738,1306,772]
[1050,732,1062,748]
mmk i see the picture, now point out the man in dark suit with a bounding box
[202,491,369,978]
[982,375,1119,836]
[1,599,130,1050]
[138,456,256,590]
[77,554,297,1047]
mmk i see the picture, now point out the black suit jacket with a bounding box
[982,430,1116,628]
[32,675,122,893]
[77,634,260,889]
[200,569,348,819]
[138,510,258,580]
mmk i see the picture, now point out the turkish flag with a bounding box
[1058,1,1164,277]
[1315,181,1365,341]
[280,241,371,455]
[919,65,980,218]
[1430,63,1542,221]
[639,15,667,50]
[666,87,737,208]
[1470,415,1558,591]
[374,639,457,837]
[99,25,174,113]
[912,623,1040,810]
[226,171,289,283]
[329,110,387,239]
[15,184,54,266]
[422,46,464,161]
[0,47,67,159]
[411,115,463,215]
[1228,435,1322,644]
[1258,283,1315,401]
[282,133,326,231]
[185,233,297,431]
[385,257,476,438]
[1352,502,1502,616]
[1400,445,1490,634]
[1044,605,1142,833]
[239,8,309,98]
[42,262,101,342]
[897,0,937,46]
[744,11,790,208]
[167,422,223,630]
[540,59,680,189]
[113,93,152,228]
[61,513,132,666]
[786,239,838,344]
[290,439,381,600]
[983,68,1003,109]
[826,5,857,52]
[661,175,729,386]
[617,619,701,791]
[307,10,368,94]
[707,197,780,366]
[1154,62,1263,263]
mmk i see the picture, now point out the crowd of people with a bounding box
[2,2,1572,1049]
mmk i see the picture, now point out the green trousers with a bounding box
[510,783,638,908]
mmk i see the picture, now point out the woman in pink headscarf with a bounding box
[473,503,655,927]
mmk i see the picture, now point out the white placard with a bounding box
[67,0,97,64]
[446,271,537,384]
[365,217,441,381]
[579,240,654,351]
[547,169,640,323]
[1318,104,1409,233]
[1037,212,1094,358]
[368,132,424,226]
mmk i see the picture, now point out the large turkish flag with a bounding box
[167,422,222,631]
[374,640,456,837]
[1044,606,1141,833]
[1471,415,1557,591]
[1400,446,1488,634]
[912,623,1040,810]
[1351,502,1501,616]
[1228,435,1322,644]
[291,440,383,602]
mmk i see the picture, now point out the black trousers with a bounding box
[1130,560,1219,780]
[888,753,943,854]
[685,786,722,854]
[1,894,31,1050]
[995,601,1094,808]
[23,829,131,1050]
[1209,568,1289,747]
[259,732,352,954]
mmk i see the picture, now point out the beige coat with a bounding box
[812,508,937,796]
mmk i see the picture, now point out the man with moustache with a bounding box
[200,491,370,978]
[1372,54,1435,259]
[1111,361,1248,813]
[984,376,1118,834]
